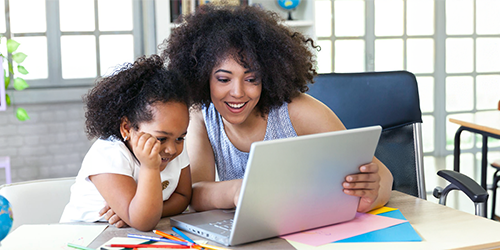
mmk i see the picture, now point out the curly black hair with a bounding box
[84,54,191,140]
[160,4,318,115]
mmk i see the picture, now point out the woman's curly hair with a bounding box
[160,4,318,115]
[84,54,191,140]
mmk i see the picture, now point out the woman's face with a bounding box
[209,57,262,125]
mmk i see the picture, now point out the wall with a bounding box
[0,101,93,184]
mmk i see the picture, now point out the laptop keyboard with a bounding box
[209,219,234,231]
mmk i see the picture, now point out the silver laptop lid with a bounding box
[229,125,382,245]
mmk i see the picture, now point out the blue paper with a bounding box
[334,210,422,243]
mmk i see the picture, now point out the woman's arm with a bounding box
[289,93,393,212]
[161,166,192,217]
[187,109,242,212]
[91,132,164,231]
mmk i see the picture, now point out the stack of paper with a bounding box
[0,224,108,250]
[282,207,421,248]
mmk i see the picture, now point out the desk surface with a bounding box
[88,191,500,249]
[449,111,500,136]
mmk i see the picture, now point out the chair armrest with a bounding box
[437,170,488,203]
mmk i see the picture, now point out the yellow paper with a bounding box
[367,206,398,215]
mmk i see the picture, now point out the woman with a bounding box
[161,4,393,213]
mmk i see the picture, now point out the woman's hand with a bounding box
[99,204,129,228]
[342,162,381,213]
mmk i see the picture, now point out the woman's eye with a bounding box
[217,78,230,83]
[157,137,167,142]
[176,137,185,142]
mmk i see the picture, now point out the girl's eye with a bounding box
[157,137,167,142]
[176,137,185,142]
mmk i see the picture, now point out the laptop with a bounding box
[170,125,382,246]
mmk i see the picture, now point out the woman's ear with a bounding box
[120,117,131,141]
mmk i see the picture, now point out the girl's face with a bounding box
[209,57,262,125]
[131,101,189,171]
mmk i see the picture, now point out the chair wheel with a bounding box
[433,186,443,199]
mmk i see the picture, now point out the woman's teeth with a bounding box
[227,102,245,109]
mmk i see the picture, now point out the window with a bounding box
[315,0,500,208]
[1,0,146,103]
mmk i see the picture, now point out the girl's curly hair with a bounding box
[84,54,190,140]
[160,4,318,115]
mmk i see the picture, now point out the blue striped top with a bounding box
[202,103,297,181]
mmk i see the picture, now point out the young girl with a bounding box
[60,55,192,231]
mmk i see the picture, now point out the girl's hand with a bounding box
[130,131,161,169]
[99,203,129,228]
[342,162,381,213]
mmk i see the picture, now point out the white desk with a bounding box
[87,191,500,249]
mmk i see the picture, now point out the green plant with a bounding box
[1,38,29,121]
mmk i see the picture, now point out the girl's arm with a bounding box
[90,132,164,231]
[187,109,242,212]
[161,166,192,217]
[289,93,393,213]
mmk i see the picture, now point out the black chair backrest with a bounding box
[307,71,425,198]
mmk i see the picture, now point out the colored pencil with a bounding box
[106,244,190,249]
[171,227,196,244]
[200,243,232,250]
[153,229,186,242]
[127,234,193,247]
[67,243,95,250]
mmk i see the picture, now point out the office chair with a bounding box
[0,177,75,232]
[307,71,488,216]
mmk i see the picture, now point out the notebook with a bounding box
[170,125,382,246]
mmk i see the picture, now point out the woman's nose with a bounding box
[229,81,244,98]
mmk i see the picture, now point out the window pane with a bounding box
[447,113,474,150]
[476,75,500,110]
[9,0,46,33]
[59,0,95,32]
[334,0,364,37]
[446,38,473,73]
[334,39,365,73]
[423,156,439,195]
[422,115,434,152]
[446,76,473,112]
[476,38,500,73]
[316,40,332,73]
[315,0,332,37]
[416,76,434,113]
[407,0,434,36]
[61,35,97,79]
[11,36,48,79]
[407,38,434,74]
[446,0,473,35]
[374,39,403,71]
[98,0,133,31]
[374,0,403,36]
[0,0,6,33]
[476,0,500,35]
[100,35,134,76]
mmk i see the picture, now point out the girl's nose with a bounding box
[164,141,177,155]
